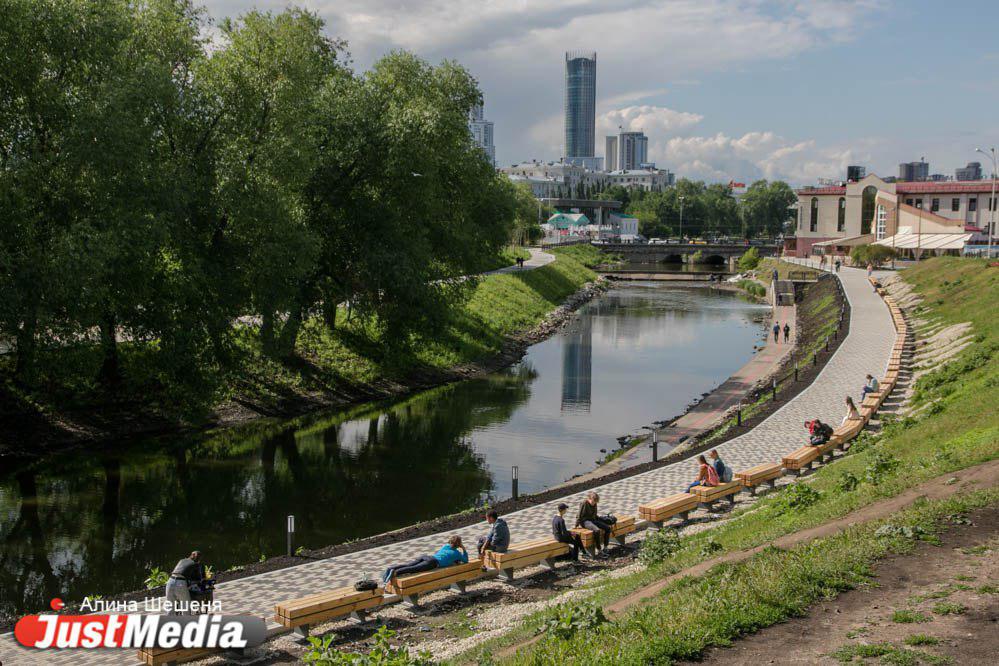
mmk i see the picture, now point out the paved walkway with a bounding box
[1,265,895,666]
[482,247,554,276]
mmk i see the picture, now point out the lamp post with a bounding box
[976,147,997,258]
[679,195,686,242]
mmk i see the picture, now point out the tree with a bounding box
[737,247,761,271]
[741,180,797,238]
[850,244,896,267]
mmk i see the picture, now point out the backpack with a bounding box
[354,579,378,592]
[719,463,733,483]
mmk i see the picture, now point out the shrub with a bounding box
[931,602,967,615]
[690,249,705,263]
[903,634,940,646]
[698,538,723,557]
[865,451,901,484]
[771,483,822,515]
[892,609,930,623]
[543,603,608,640]
[639,529,682,566]
[303,626,433,665]
[837,471,860,492]
[738,247,761,271]
[144,567,169,590]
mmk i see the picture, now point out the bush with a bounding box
[303,626,433,665]
[892,609,930,623]
[690,249,705,264]
[639,529,682,566]
[144,567,169,590]
[738,247,761,271]
[771,483,822,515]
[850,244,896,267]
[543,603,608,640]
[865,451,901,484]
[837,471,860,492]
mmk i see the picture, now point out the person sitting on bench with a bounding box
[576,492,612,556]
[842,396,861,424]
[861,374,880,398]
[708,449,732,483]
[805,419,832,446]
[686,454,719,492]
[552,502,585,561]
[382,536,468,584]
[477,510,510,557]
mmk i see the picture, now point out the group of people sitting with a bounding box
[685,449,732,492]
[803,380,878,448]
[381,494,620,585]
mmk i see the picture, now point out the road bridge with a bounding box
[596,242,779,270]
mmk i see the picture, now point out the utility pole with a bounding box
[977,147,997,258]
[679,195,685,241]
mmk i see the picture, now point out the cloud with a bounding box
[597,105,704,138]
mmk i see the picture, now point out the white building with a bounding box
[605,168,673,191]
[605,135,618,171]
[468,104,495,166]
[617,131,648,171]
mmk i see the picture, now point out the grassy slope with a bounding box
[461,258,998,665]
[230,246,600,409]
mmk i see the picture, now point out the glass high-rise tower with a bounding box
[564,51,596,160]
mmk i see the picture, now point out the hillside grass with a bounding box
[458,257,999,665]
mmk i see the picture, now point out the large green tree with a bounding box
[741,179,797,237]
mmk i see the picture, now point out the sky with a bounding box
[201,0,999,185]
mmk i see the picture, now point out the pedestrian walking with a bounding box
[772,322,780,343]
[783,322,791,343]
[867,262,874,277]
[834,259,841,273]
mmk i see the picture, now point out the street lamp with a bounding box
[679,195,686,242]
[976,147,997,258]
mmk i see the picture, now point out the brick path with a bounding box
[0,265,895,666]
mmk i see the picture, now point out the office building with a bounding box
[956,162,983,181]
[468,103,495,166]
[604,135,618,172]
[898,160,929,182]
[847,165,866,182]
[564,51,597,160]
[618,131,648,170]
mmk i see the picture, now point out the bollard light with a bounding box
[772,377,777,402]
[287,515,295,557]
[794,362,799,382]
[511,466,519,501]
[737,408,742,426]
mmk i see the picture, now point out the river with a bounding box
[0,281,767,619]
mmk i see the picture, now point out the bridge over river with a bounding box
[597,242,779,270]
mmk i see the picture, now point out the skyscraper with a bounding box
[605,135,618,171]
[468,103,495,166]
[618,131,648,170]
[899,159,929,182]
[564,51,596,161]
[956,162,983,181]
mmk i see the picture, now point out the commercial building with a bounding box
[898,159,929,182]
[501,160,674,199]
[604,135,618,171]
[468,104,495,166]
[847,165,866,182]
[605,168,673,191]
[956,161,983,181]
[564,51,597,162]
[617,131,649,171]
[790,173,996,259]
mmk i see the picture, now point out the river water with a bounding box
[0,281,767,619]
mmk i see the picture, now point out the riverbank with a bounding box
[0,246,605,456]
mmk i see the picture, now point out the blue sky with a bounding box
[201,0,999,184]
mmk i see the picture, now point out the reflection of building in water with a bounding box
[561,314,593,411]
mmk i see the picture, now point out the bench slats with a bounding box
[639,493,698,521]
[385,559,483,597]
[783,445,821,469]
[276,587,381,620]
[689,480,741,501]
[735,463,783,485]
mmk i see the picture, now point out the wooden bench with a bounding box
[861,393,882,412]
[735,463,783,495]
[689,481,742,507]
[385,559,483,607]
[783,445,822,473]
[483,538,570,581]
[571,516,636,555]
[639,493,698,527]
[137,646,236,666]
[274,586,383,638]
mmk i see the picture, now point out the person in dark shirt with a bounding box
[165,550,204,614]
[552,502,585,561]
[783,322,791,343]
[576,491,612,556]
[477,510,510,557]
[772,322,780,343]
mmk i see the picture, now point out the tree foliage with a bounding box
[740,179,797,237]
[0,0,516,401]
[850,244,897,267]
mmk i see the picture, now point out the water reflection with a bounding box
[0,282,767,619]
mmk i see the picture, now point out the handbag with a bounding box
[599,514,618,525]
[354,579,378,592]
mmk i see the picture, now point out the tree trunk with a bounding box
[97,311,121,388]
[276,307,303,359]
[15,311,37,384]
[321,298,337,333]
[260,311,276,356]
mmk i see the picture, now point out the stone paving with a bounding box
[0,264,896,666]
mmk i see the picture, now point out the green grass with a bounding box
[930,602,966,616]
[830,642,951,665]
[892,610,930,624]
[904,634,941,646]
[735,279,767,298]
[456,257,998,665]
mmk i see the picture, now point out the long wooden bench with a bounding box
[571,515,636,554]
[639,493,698,527]
[274,586,383,638]
[783,445,822,473]
[138,646,237,666]
[735,463,783,495]
[689,480,742,507]
[483,538,569,581]
[385,559,483,607]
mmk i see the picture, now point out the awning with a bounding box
[811,234,874,248]
[874,233,971,250]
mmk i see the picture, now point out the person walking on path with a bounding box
[382,536,468,584]
[686,455,719,492]
[772,268,779,283]
[783,322,791,343]
[477,510,510,557]
[835,259,842,272]
[867,262,874,277]
[552,503,585,561]
[773,322,781,343]
[576,492,612,556]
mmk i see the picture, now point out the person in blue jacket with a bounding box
[382,536,468,584]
